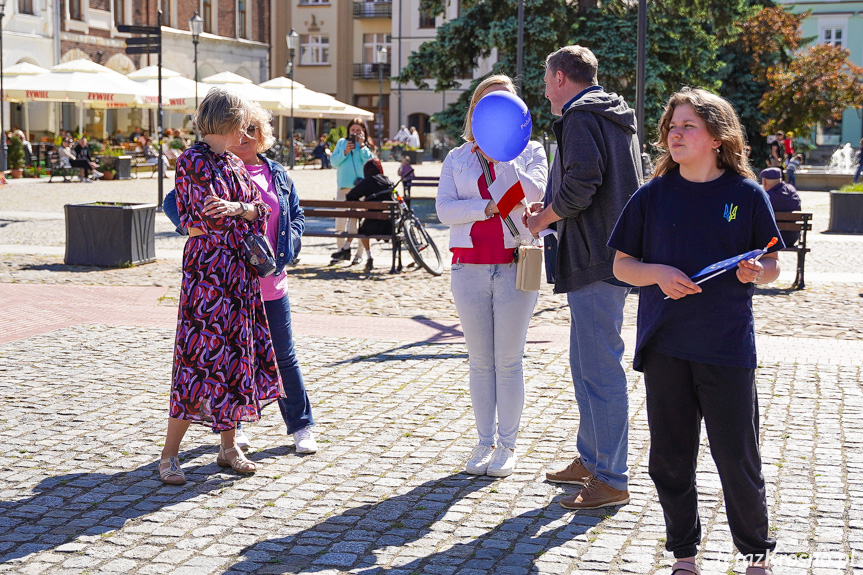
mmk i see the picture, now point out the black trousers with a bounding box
[69,159,91,178]
[642,348,776,560]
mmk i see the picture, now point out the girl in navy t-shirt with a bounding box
[608,88,782,575]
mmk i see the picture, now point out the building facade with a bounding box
[2,0,58,135]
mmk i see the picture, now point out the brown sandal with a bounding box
[159,456,186,485]
[217,445,256,474]
[671,561,700,575]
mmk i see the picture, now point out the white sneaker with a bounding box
[465,444,495,475]
[487,446,516,477]
[93,170,104,179]
[294,427,317,454]
[235,425,251,451]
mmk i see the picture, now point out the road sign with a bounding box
[117,24,160,35]
[125,45,161,55]
[125,36,162,46]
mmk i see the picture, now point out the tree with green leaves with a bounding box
[399,0,760,148]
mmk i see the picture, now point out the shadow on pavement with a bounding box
[224,473,604,574]
[327,316,467,365]
[0,444,282,564]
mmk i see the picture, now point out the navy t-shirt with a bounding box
[608,169,784,371]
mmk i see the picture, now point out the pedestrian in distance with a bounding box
[525,45,642,509]
[785,153,802,187]
[158,88,285,486]
[407,126,421,149]
[608,87,781,575]
[436,74,548,477]
[345,158,396,272]
[855,138,863,183]
[72,136,103,181]
[161,103,318,456]
[311,135,332,169]
[330,118,375,265]
[760,166,802,247]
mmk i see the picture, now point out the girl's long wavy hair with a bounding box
[653,87,755,181]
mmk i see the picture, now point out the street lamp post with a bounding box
[189,11,203,140]
[377,46,388,141]
[0,0,7,172]
[286,28,299,169]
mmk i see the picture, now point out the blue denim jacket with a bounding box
[163,153,304,276]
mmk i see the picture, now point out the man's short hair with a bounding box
[545,45,598,86]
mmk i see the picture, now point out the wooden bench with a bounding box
[775,211,812,290]
[299,199,403,273]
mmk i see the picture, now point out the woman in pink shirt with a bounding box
[436,75,548,477]
[227,103,318,455]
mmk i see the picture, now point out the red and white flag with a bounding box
[488,163,531,240]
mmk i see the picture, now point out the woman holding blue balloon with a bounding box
[436,75,548,478]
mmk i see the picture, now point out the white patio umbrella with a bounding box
[127,65,203,110]
[1,62,50,138]
[257,76,374,140]
[3,59,148,138]
[200,71,285,111]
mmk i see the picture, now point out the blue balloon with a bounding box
[471,91,532,162]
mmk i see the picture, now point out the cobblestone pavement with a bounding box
[0,176,862,574]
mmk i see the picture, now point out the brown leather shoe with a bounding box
[546,456,591,485]
[559,476,630,510]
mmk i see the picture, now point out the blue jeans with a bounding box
[265,294,315,434]
[451,263,538,449]
[566,281,630,491]
[855,163,863,183]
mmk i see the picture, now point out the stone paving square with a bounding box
[0,174,862,574]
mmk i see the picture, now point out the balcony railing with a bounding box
[353,1,392,18]
[353,63,391,80]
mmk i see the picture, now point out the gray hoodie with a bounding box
[545,88,642,293]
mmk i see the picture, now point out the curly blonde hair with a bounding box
[653,87,755,180]
[247,101,276,153]
[462,75,517,143]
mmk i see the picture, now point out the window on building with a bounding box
[300,35,330,65]
[69,0,83,20]
[822,27,844,48]
[237,0,247,38]
[419,9,435,28]
[114,0,125,26]
[18,0,34,15]
[203,0,213,33]
[362,34,391,64]
[160,0,175,27]
[299,0,329,5]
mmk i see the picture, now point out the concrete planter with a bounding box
[828,191,863,233]
[406,149,423,165]
[64,202,157,267]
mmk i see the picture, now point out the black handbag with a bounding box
[240,232,276,277]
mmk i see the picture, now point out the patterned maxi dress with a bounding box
[170,142,284,431]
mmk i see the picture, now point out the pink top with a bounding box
[450,163,514,265]
[246,162,289,301]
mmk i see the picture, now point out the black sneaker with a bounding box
[330,248,351,261]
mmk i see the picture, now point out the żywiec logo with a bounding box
[724,203,738,222]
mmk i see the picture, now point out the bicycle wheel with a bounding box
[402,214,444,276]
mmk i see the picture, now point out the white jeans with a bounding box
[451,262,538,449]
[335,187,362,255]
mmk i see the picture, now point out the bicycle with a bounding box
[382,179,444,276]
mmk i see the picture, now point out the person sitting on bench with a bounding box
[760,167,801,246]
[345,158,395,272]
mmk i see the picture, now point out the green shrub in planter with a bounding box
[8,136,25,169]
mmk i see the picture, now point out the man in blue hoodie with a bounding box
[527,45,642,510]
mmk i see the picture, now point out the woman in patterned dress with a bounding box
[159,88,284,485]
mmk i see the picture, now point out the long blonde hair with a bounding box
[653,87,755,180]
[461,75,517,143]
